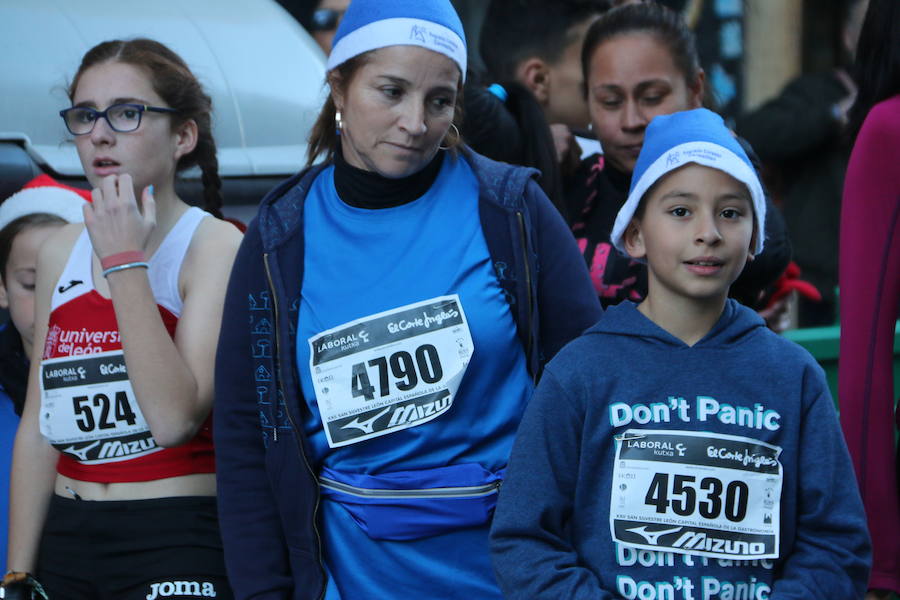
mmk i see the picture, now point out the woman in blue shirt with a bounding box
[213,0,601,598]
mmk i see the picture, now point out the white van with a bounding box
[0,0,327,223]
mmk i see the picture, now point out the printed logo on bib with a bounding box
[40,350,161,463]
[309,295,473,447]
[610,429,782,560]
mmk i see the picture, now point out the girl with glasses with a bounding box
[213,0,601,598]
[4,38,241,600]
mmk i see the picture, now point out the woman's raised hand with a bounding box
[83,174,156,258]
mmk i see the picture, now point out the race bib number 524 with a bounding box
[308,295,473,448]
[40,350,158,463]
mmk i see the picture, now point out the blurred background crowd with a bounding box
[1,0,875,329]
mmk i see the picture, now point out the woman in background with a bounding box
[566,2,790,309]
[213,1,601,598]
[838,0,900,596]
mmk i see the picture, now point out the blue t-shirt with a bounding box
[296,153,532,598]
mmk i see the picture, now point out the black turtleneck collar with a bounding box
[333,143,445,209]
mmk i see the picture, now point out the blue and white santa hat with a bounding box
[326,0,467,81]
[610,108,766,256]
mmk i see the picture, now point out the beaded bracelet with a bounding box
[100,250,146,271]
[102,261,149,278]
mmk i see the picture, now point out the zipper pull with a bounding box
[273,427,278,442]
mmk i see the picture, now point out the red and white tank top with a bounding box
[39,207,216,483]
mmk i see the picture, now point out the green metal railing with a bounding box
[783,321,900,407]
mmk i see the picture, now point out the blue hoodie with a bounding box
[491,300,871,599]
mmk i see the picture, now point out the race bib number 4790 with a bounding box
[308,295,473,448]
[610,429,783,560]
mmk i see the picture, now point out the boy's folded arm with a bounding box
[770,369,871,599]
[490,371,618,599]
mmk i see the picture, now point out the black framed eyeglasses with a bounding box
[59,103,178,135]
[310,8,345,32]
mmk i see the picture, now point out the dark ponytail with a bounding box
[461,78,565,216]
[69,38,224,218]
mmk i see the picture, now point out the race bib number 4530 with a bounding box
[610,429,783,560]
[308,295,473,448]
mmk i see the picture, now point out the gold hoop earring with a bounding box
[439,123,460,150]
[335,110,343,135]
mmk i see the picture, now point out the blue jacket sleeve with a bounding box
[214,223,293,600]
[770,365,871,599]
[528,179,602,365]
[490,370,615,599]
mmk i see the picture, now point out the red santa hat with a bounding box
[0,175,90,231]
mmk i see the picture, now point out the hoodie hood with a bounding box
[584,299,766,349]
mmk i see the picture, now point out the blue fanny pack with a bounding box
[318,463,504,541]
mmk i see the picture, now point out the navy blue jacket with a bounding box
[214,149,602,600]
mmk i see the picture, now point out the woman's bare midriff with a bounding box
[54,472,216,501]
